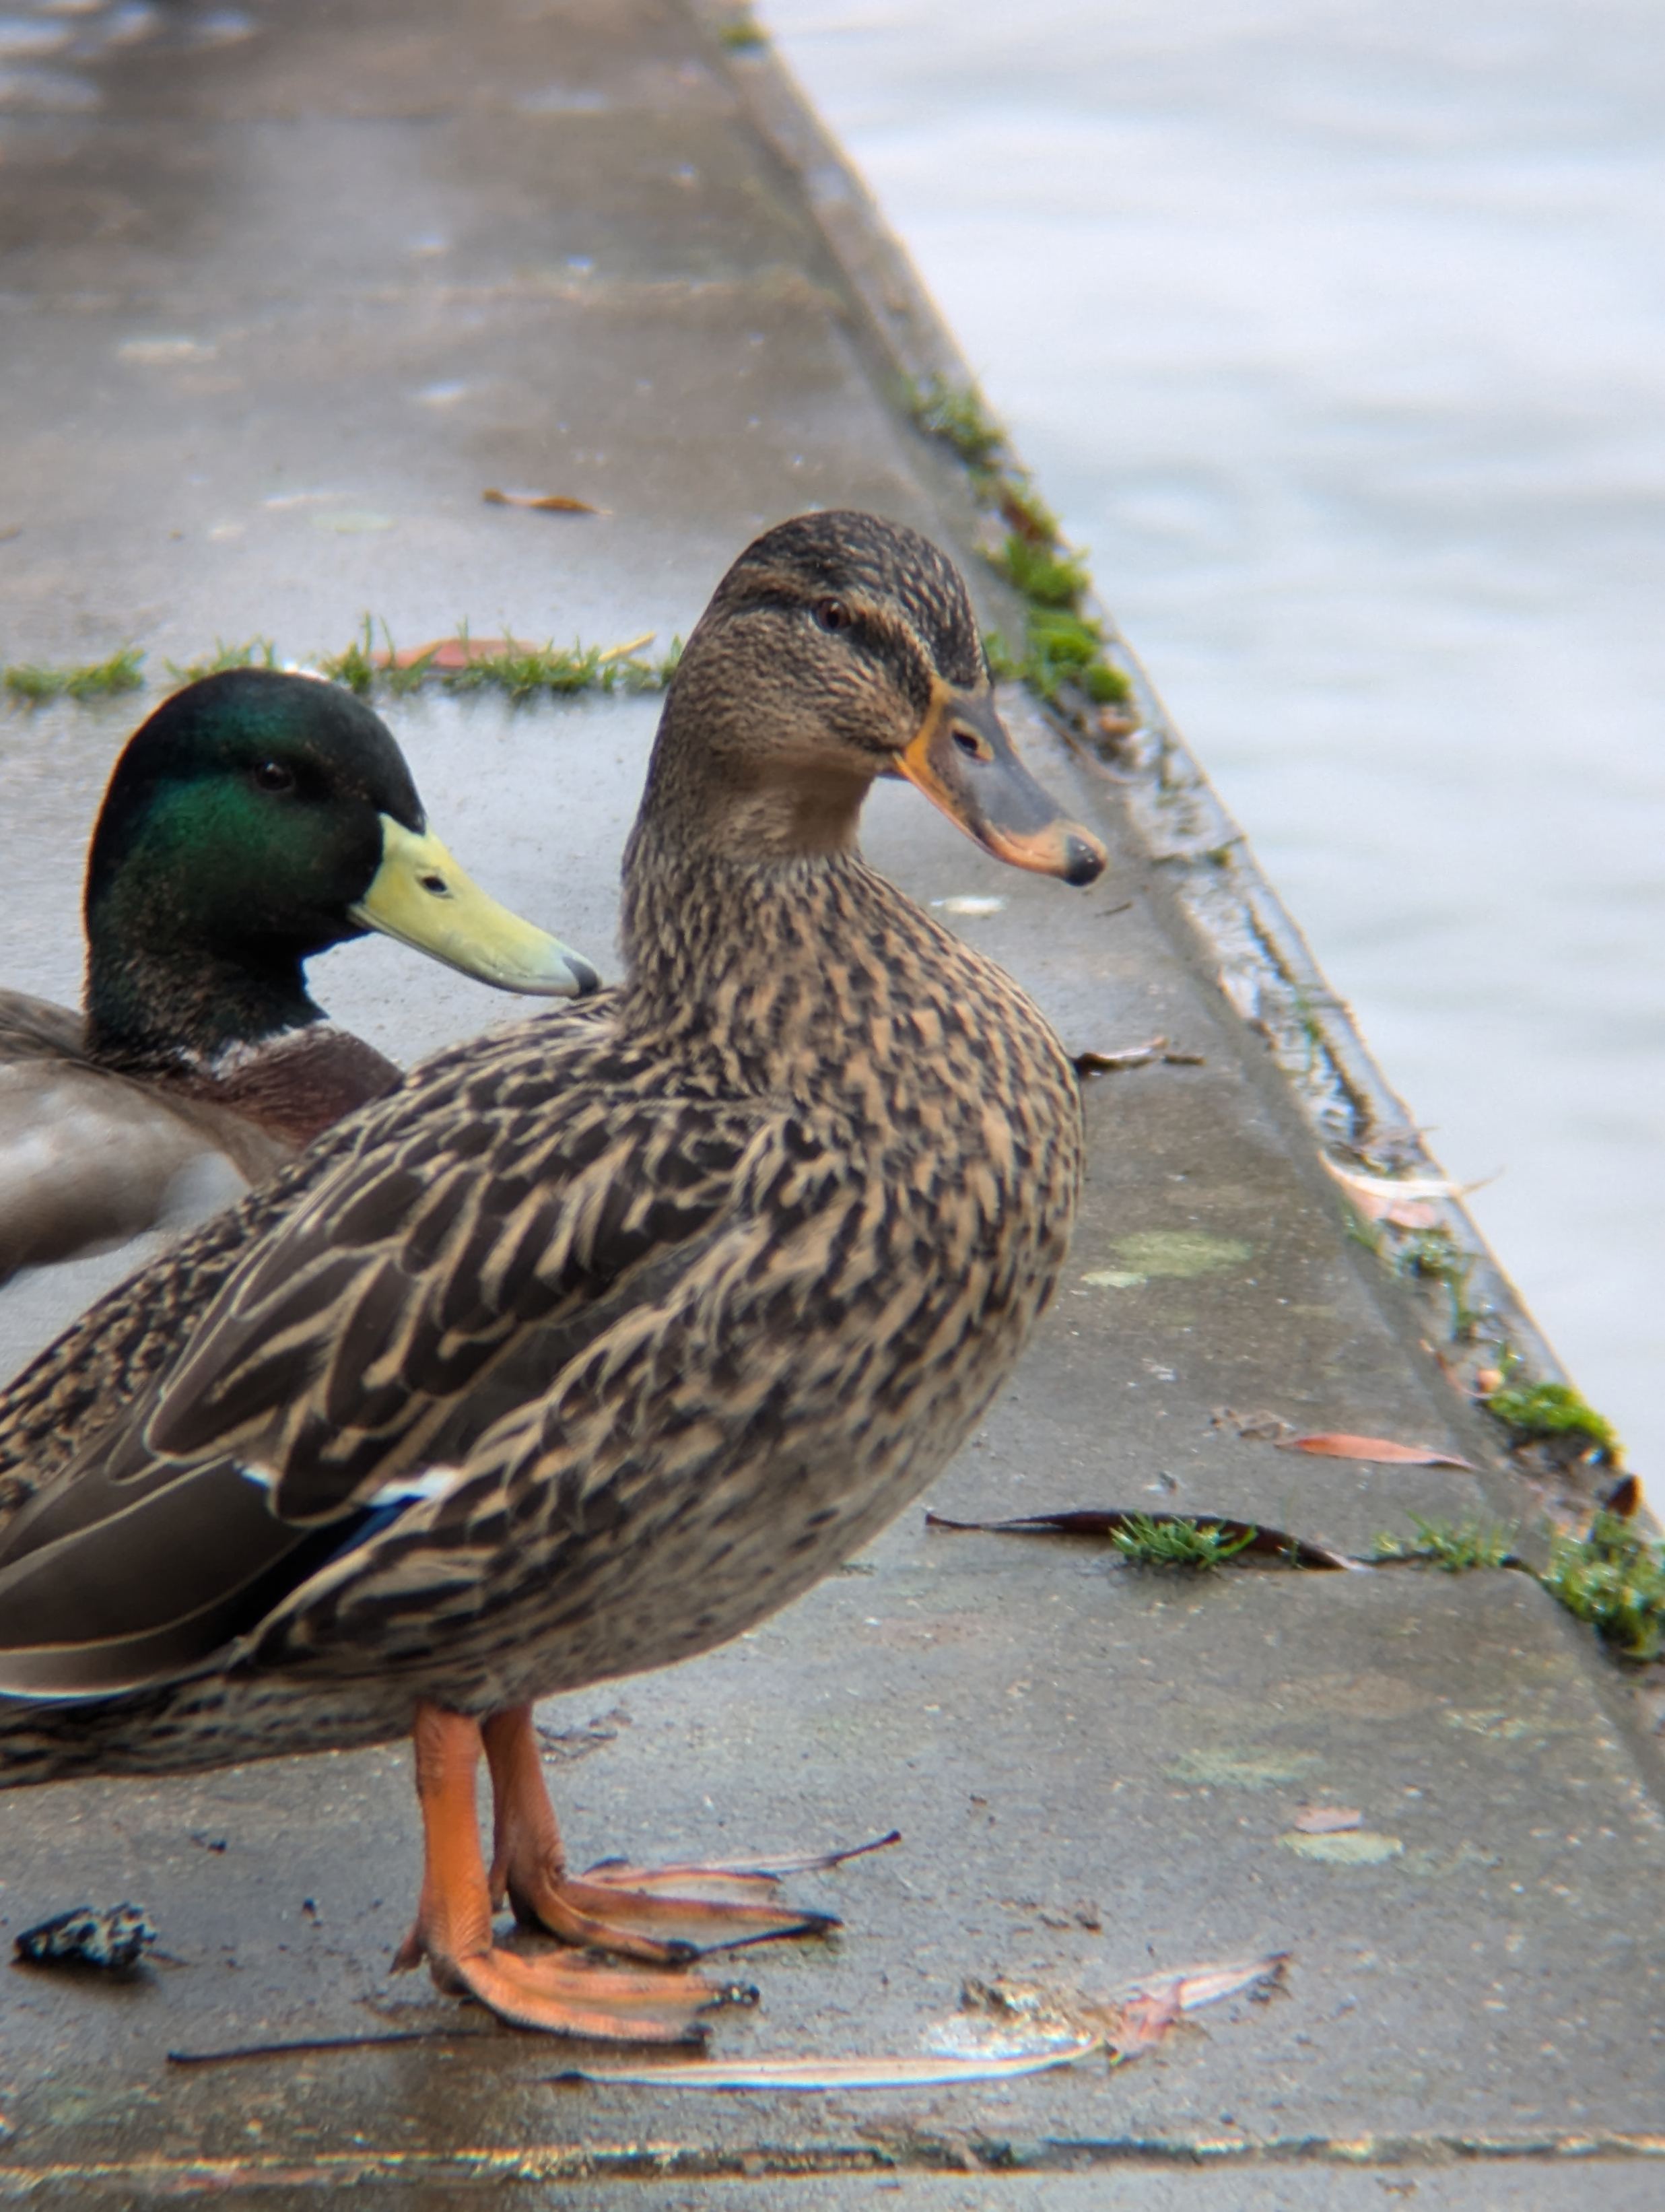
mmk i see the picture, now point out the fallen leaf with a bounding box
[482,488,600,514]
[1601,1473,1641,1520]
[582,1830,899,1885]
[1278,1432,1474,1470]
[925,1507,1361,1572]
[1293,1805,1362,1835]
[1320,1154,1494,1230]
[555,1952,1289,2091]
[1073,1037,1207,1075]
[551,2042,1099,2091]
[1075,1036,1166,1072]
[381,636,537,670]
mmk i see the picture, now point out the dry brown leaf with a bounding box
[1293,1805,1362,1835]
[1278,1432,1474,1470]
[1075,1036,1166,1072]
[481,488,600,514]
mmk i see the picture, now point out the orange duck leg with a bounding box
[480,1704,842,1962]
[393,1702,756,2040]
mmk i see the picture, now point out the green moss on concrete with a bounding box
[164,638,280,684]
[903,374,1134,722]
[1543,1512,1665,1663]
[716,7,767,53]
[1371,1514,1517,1572]
[1488,1379,1619,1461]
[3,647,145,705]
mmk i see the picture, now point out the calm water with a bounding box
[765,0,1665,1481]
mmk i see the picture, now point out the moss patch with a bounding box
[1487,1379,1619,1461]
[1112,1230,1252,1279]
[1279,1831,1403,1866]
[1371,1514,1517,1572]
[903,374,1134,724]
[1165,1748,1320,1790]
[1542,1512,1665,1663]
[3,647,145,705]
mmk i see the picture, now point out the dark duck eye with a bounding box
[252,760,296,794]
[813,598,852,634]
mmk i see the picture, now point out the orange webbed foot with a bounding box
[401,1700,757,2042]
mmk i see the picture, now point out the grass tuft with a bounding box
[1371,1514,1516,1572]
[1110,1513,1256,1571]
[1542,1512,1665,1662]
[3,647,145,705]
[164,638,279,685]
[1487,1379,1619,1461]
[320,619,682,706]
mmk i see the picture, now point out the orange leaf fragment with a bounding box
[381,636,537,671]
[1279,1432,1474,1470]
[1293,1805,1361,1835]
[482,488,599,514]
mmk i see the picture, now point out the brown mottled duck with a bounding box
[0,514,1106,2043]
[0,667,598,1285]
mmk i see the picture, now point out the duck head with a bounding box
[83,668,598,1070]
[636,511,1108,885]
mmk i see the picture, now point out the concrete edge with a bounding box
[693,2,1606,1461]
[683,2,1665,1790]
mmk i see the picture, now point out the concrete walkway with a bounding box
[0,1,1660,2201]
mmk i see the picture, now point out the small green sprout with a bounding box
[1487,1380,1619,1462]
[1110,1513,1256,1571]
[1542,1512,1665,1663]
[318,618,380,698]
[716,6,766,51]
[1371,1514,1516,1572]
[164,638,280,685]
[3,647,145,705]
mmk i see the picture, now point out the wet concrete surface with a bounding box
[1,0,1662,2200]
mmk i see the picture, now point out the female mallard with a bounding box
[0,514,1106,2043]
[0,668,597,1283]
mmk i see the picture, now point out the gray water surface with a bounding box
[765,0,1665,1483]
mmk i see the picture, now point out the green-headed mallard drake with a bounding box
[0,668,599,1284]
[0,514,1106,2043]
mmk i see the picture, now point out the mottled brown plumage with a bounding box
[0,513,1106,2040]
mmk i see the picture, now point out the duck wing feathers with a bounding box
[0,1001,840,1696]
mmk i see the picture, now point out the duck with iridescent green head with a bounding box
[0,668,597,1283]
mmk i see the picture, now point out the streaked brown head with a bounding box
[637,512,1107,887]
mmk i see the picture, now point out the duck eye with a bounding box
[813,598,852,634]
[252,760,295,794]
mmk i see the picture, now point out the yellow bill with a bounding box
[351,817,599,997]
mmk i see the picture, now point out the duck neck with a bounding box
[619,809,918,1098]
[83,933,323,1076]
